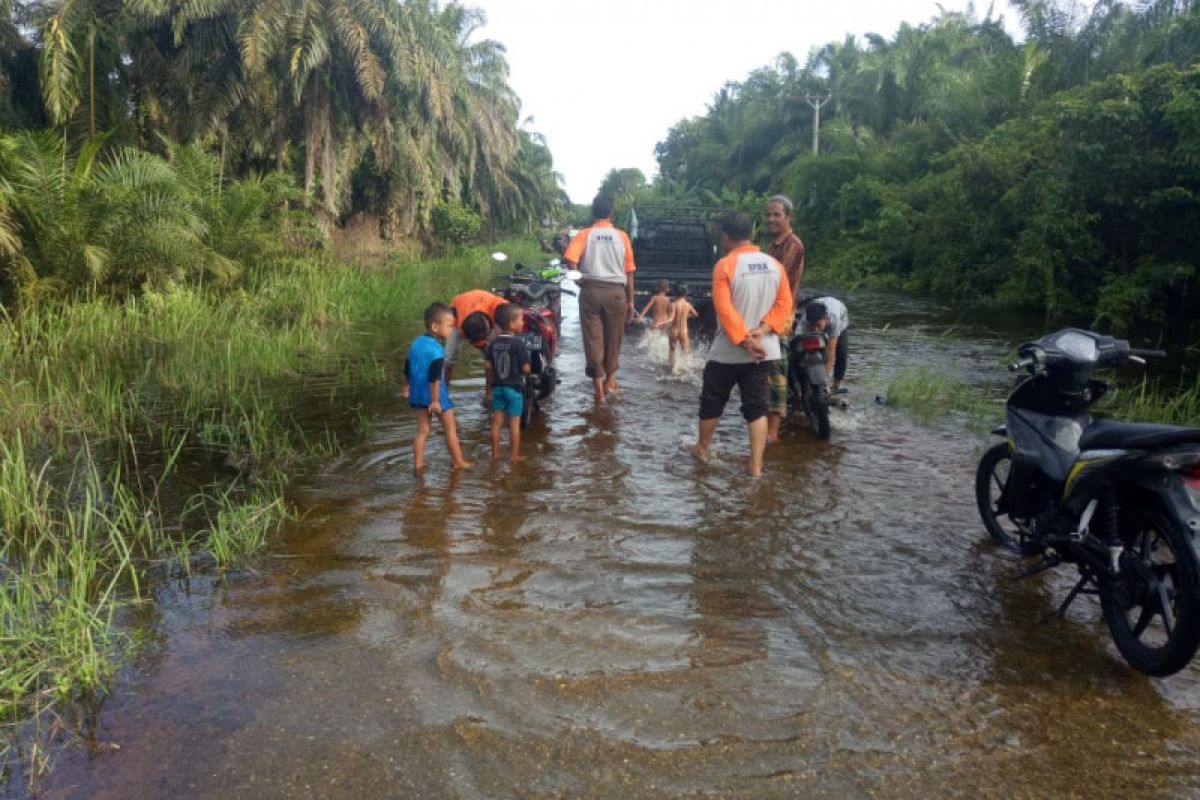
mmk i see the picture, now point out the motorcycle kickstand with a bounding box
[1012,552,1061,582]
[1056,568,1098,619]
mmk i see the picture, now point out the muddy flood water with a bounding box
[30,287,1200,799]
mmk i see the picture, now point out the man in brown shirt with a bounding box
[764,195,806,445]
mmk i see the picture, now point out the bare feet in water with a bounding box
[690,444,710,464]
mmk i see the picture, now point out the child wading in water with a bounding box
[636,280,673,328]
[658,283,698,369]
[404,303,473,473]
[485,303,532,463]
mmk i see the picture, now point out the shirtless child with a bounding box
[636,280,673,328]
[656,283,699,369]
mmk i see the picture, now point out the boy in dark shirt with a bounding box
[404,303,473,473]
[485,303,532,463]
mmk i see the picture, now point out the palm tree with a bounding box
[0,131,239,302]
[38,0,128,136]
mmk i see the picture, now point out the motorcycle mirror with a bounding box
[491,252,508,263]
[564,269,583,282]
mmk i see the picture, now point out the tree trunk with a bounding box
[88,23,96,138]
[274,99,287,173]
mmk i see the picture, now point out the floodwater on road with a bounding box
[33,288,1200,798]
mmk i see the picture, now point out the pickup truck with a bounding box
[626,207,725,331]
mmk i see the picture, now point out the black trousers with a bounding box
[833,330,849,382]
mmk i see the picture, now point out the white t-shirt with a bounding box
[802,296,848,338]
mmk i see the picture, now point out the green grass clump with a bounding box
[886,367,1200,432]
[0,438,152,721]
[884,367,999,427]
[1097,376,1200,427]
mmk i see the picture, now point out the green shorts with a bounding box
[768,356,788,416]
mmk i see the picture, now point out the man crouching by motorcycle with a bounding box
[801,296,849,393]
[445,289,509,403]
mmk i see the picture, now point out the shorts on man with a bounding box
[699,361,769,423]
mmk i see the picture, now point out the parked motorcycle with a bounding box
[786,294,832,439]
[501,256,575,333]
[976,328,1200,676]
[491,253,580,428]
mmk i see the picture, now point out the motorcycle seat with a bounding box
[1079,418,1200,450]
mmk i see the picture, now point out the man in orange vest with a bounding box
[564,194,637,404]
[691,211,793,478]
[444,289,509,398]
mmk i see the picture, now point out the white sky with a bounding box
[471,0,1025,203]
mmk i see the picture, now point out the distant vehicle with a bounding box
[625,206,725,332]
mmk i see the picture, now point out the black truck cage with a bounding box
[625,206,727,299]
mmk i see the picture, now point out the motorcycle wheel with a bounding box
[519,376,536,430]
[537,365,557,400]
[974,443,1038,554]
[1100,507,1200,677]
[806,385,831,440]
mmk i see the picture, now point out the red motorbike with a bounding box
[492,254,579,428]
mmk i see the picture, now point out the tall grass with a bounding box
[883,367,999,428]
[1098,376,1200,427]
[1,438,147,716]
[885,367,1200,430]
[1,241,515,767]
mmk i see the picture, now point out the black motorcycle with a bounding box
[976,328,1200,676]
[786,298,832,439]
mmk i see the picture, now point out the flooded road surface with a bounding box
[37,289,1200,798]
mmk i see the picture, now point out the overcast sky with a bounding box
[469,0,1025,203]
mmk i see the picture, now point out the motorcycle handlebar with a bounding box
[1129,348,1167,359]
[1008,357,1036,373]
[512,279,572,302]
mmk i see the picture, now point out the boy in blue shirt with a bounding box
[404,303,473,473]
[484,303,532,463]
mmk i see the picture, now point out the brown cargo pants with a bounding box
[578,282,627,379]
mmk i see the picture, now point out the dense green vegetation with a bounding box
[0,0,564,306]
[629,0,1200,343]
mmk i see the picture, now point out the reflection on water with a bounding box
[33,286,1200,799]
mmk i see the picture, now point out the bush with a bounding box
[430,200,482,246]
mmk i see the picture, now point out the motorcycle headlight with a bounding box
[1054,331,1098,363]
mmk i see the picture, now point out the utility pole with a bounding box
[805,93,832,155]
